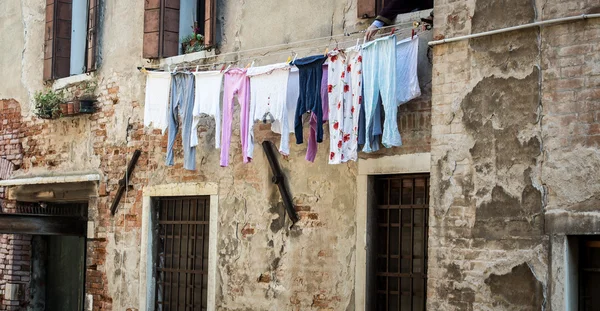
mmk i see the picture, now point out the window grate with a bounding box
[155,196,210,311]
[14,203,87,218]
[373,174,429,311]
[580,237,600,310]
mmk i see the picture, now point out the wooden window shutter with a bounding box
[357,0,376,18]
[86,0,99,72]
[54,0,72,79]
[43,0,56,81]
[43,0,72,80]
[143,0,180,59]
[204,0,216,47]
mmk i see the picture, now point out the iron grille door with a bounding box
[373,175,429,311]
[580,237,600,310]
[155,196,210,311]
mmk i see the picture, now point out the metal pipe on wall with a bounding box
[429,13,600,46]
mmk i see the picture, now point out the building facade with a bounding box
[0,0,597,310]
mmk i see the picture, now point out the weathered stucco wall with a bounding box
[0,0,432,310]
[431,0,600,309]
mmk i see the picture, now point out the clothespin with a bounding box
[411,29,415,40]
[293,52,298,63]
[355,38,360,50]
[195,65,199,72]
[251,60,255,68]
[172,65,178,73]
[391,27,396,35]
[245,62,251,69]
[286,55,292,64]
[140,67,148,74]
[220,63,226,72]
[324,47,329,56]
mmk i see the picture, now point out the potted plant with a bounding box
[34,89,64,119]
[181,23,205,54]
[181,33,205,54]
[78,81,97,114]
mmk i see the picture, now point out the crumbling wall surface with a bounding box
[0,0,432,310]
[430,0,548,310]
[539,0,600,235]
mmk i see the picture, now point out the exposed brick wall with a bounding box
[0,100,28,311]
[0,99,23,168]
[0,233,32,311]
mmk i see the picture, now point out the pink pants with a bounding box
[221,69,251,167]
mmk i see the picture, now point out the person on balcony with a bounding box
[365,0,434,41]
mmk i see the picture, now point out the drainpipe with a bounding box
[429,13,600,46]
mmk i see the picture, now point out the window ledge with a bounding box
[52,73,95,91]
[159,50,217,67]
[394,9,433,24]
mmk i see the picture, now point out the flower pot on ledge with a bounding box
[60,103,68,116]
[78,98,96,114]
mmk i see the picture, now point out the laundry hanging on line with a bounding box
[141,34,422,170]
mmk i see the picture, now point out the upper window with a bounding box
[357,0,433,19]
[43,0,99,81]
[143,0,216,59]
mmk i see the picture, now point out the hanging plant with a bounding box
[34,89,64,119]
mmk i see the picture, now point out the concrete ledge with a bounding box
[0,173,101,186]
[545,210,600,235]
[159,50,217,67]
[143,182,218,197]
[52,73,95,90]
[358,153,431,176]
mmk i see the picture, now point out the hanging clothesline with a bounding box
[138,21,428,72]
[144,32,423,168]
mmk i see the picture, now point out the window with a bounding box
[371,174,429,310]
[43,0,99,81]
[357,0,433,19]
[579,236,600,310]
[155,196,210,310]
[143,0,216,59]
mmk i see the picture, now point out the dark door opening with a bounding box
[30,235,86,311]
[154,196,210,311]
[368,174,429,311]
[8,202,89,311]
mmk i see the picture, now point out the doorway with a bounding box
[1,202,89,311]
[30,235,86,311]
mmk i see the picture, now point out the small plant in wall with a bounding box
[33,89,64,119]
[78,81,97,114]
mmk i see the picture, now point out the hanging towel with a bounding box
[221,68,251,167]
[246,63,291,159]
[396,36,421,105]
[192,71,223,149]
[166,73,196,170]
[144,72,172,132]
